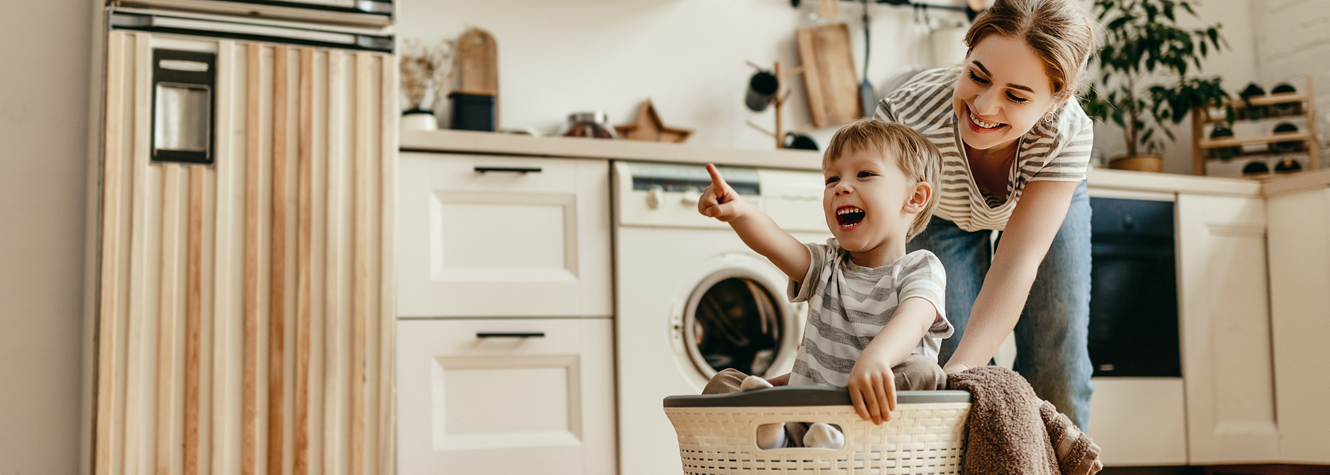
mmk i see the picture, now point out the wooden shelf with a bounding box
[1197,132,1312,149]
[1203,149,1310,161]
[1192,76,1319,176]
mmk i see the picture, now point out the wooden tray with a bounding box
[797,23,862,128]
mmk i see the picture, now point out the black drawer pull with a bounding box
[474,166,542,174]
[476,332,546,338]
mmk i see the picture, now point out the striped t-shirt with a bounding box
[787,240,952,388]
[874,67,1094,232]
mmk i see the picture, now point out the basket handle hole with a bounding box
[754,422,844,450]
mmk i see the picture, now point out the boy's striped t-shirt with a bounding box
[874,66,1094,232]
[787,240,952,388]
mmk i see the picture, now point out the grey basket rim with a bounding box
[663,387,970,408]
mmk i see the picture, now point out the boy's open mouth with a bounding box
[836,206,865,228]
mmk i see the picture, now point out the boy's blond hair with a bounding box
[823,119,941,241]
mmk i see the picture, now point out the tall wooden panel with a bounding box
[93,31,395,475]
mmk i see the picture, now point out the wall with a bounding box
[397,0,972,151]
[0,0,93,473]
[1252,0,1330,168]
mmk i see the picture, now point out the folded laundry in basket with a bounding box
[947,366,1102,475]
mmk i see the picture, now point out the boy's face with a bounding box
[822,147,915,254]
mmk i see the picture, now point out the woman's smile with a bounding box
[965,104,1008,133]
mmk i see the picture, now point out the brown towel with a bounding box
[947,366,1102,475]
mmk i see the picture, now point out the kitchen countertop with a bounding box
[401,129,1330,197]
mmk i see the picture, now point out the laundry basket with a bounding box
[663,387,970,474]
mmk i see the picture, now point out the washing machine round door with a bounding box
[673,254,805,381]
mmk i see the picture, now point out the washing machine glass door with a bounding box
[685,276,785,378]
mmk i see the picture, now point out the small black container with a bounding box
[1269,122,1304,154]
[783,132,818,151]
[449,92,496,132]
[1242,160,1270,176]
[1270,82,1302,117]
[1239,83,1267,120]
[1209,123,1240,161]
[1274,158,1303,174]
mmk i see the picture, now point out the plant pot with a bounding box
[401,109,437,131]
[1108,155,1164,173]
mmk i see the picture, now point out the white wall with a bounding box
[398,0,972,150]
[0,0,93,472]
[1252,0,1330,167]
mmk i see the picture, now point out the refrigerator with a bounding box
[91,3,397,475]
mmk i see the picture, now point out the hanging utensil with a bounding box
[859,0,876,118]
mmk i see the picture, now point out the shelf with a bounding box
[1225,92,1309,108]
[1201,111,1308,125]
[1197,132,1312,149]
[1204,149,1311,161]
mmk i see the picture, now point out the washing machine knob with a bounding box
[646,185,664,209]
[682,186,702,205]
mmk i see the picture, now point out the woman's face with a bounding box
[952,34,1066,152]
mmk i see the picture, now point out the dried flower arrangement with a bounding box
[399,38,454,114]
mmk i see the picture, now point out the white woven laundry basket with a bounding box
[663,387,970,474]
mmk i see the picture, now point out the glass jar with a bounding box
[560,111,617,139]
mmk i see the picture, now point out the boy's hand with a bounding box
[847,357,897,425]
[698,163,746,222]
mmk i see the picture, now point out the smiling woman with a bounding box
[874,0,1099,431]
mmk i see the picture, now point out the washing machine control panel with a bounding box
[614,162,826,232]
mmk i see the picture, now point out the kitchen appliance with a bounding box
[116,0,393,26]
[613,162,830,475]
[90,4,396,474]
[1088,197,1181,377]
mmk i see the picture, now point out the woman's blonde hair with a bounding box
[823,120,941,241]
[965,0,1096,101]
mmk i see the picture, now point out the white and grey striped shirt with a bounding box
[787,240,952,388]
[875,67,1094,232]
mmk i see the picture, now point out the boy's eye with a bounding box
[825,176,839,185]
[968,70,990,85]
[857,171,876,178]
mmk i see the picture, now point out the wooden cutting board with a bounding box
[457,28,498,95]
[797,23,862,128]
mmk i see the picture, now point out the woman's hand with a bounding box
[942,362,970,374]
[847,358,897,425]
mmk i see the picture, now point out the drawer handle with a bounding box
[476,332,546,338]
[474,166,542,174]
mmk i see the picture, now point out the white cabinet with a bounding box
[1266,187,1330,464]
[1176,194,1279,464]
[396,318,616,475]
[396,153,612,317]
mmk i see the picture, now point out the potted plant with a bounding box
[399,39,453,131]
[1080,0,1231,172]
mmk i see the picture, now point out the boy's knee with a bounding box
[702,368,749,395]
[892,354,946,391]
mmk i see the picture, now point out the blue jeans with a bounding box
[907,181,1094,430]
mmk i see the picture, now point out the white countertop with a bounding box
[401,129,1330,197]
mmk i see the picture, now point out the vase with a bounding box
[401,108,437,131]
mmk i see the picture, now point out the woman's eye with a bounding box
[968,70,990,85]
[1006,92,1029,103]
[857,171,876,178]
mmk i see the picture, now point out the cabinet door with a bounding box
[396,318,616,475]
[1266,188,1330,464]
[396,153,612,317]
[1177,194,1278,464]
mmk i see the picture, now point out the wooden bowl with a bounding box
[1108,155,1164,173]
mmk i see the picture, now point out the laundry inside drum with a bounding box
[688,277,784,377]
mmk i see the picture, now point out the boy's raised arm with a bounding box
[699,163,812,283]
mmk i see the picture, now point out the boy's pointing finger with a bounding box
[705,163,728,198]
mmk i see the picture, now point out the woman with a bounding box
[878,0,1097,430]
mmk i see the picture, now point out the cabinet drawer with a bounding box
[397,153,611,317]
[396,318,616,475]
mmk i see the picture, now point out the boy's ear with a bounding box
[902,181,931,214]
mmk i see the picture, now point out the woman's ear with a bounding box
[1047,93,1072,116]
[903,181,932,214]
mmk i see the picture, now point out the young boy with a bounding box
[697,119,952,448]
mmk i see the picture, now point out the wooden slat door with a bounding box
[94,31,396,475]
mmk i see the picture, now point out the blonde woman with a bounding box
[877,0,1097,429]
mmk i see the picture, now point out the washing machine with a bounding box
[612,161,831,474]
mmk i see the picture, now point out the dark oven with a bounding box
[1088,197,1181,377]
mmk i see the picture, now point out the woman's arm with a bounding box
[943,180,1079,372]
